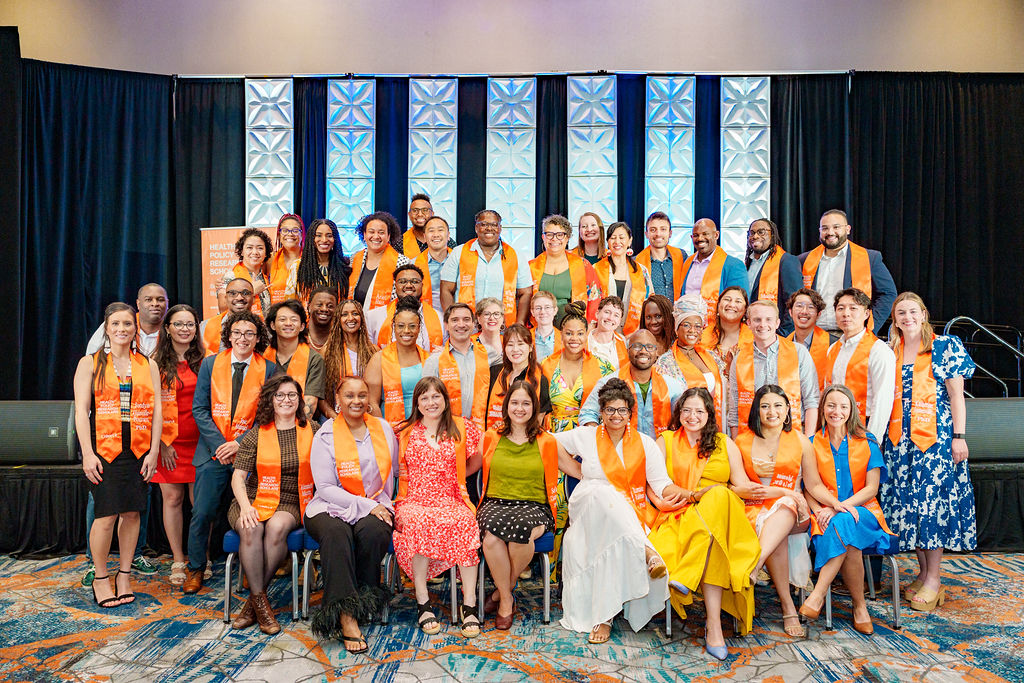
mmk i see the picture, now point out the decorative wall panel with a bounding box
[326,79,375,253]
[567,75,617,228]
[721,76,770,259]
[645,76,695,250]
[245,79,293,227]
[486,78,537,257]
[409,79,458,228]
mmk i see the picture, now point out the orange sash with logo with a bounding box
[802,242,874,329]
[888,337,938,451]
[349,246,400,311]
[210,351,267,440]
[376,301,444,352]
[160,381,178,447]
[481,429,559,518]
[540,350,606,410]
[457,239,519,327]
[618,365,672,437]
[251,422,314,520]
[332,415,393,498]
[670,344,723,425]
[736,336,804,433]
[93,351,155,462]
[486,365,543,431]
[682,247,728,330]
[203,312,227,357]
[810,432,893,536]
[789,327,829,392]
[825,331,877,423]
[735,430,802,518]
[414,249,448,308]
[636,245,687,301]
[593,259,648,335]
[438,341,490,430]
[529,252,602,321]
[396,417,474,512]
[264,343,311,392]
[596,425,652,526]
[381,343,428,429]
[402,229,423,260]
[650,429,710,527]
[753,247,786,304]
[267,250,297,305]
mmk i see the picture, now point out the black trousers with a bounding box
[303,511,391,605]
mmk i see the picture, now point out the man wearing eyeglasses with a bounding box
[578,329,683,439]
[401,193,454,259]
[745,218,803,335]
[365,263,445,352]
[440,209,533,327]
[185,310,278,593]
[200,278,257,355]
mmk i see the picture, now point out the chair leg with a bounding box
[477,558,486,623]
[886,555,902,629]
[450,567,458,621]
[302,550,314,620]
[223,553,234,623]
[665,598,672,638]
[541,553,551,624]
[825,584,833,630]
[864,555,877,600]
[380,554,393,625]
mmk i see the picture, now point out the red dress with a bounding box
[393,422,482,579]
[152,360,199,484]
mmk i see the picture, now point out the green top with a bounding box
[539,269,574,327]
[486,436,548,503]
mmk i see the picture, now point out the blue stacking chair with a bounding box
[300,532,400,624]
[222,528,304,624]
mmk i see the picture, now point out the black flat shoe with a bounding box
[91,575,121,608]
[115,569,136,605]
[341,635,368,654]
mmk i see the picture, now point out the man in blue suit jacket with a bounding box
[184,310,277,593]
[680,219,748,328]
[745,218,804,335]
[799,209,897,337]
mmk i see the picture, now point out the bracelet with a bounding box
[952,432,966,440]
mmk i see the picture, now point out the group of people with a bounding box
[74,196,977,658]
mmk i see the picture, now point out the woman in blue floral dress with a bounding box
[881,292,976,612]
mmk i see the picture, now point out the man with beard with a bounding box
[636,211,688,301]
[680,218,747,330]
[365,263,444,352]
[745,219,802,335]
[786,288,830,393]
[305,286,338,355]
[578,329,683,439]
[200,278,256,354]
[800,209,896,337]
[86,283,167,356]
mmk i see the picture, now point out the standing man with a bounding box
[184,311,277,592]
[745,219,802,336]
[823,288,896,443]
[414,215,452,312]
[635,211,688,301]
[440,209,533,327]
[681,218,748,329]
[422,303,491,432]
[786,288,830,392]
[201,278,256,354]
[365,263,445,352]
[800,209,897,337]
[727,300,820,438]
[401,193,433,259]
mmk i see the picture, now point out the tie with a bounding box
[231,362,246,419]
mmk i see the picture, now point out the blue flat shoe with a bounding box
[705,642,729,660]
[668,580,690,596]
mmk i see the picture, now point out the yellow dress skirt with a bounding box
[647,433,760,634]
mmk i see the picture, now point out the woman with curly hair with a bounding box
[320,299,379,420]
[267,214,305,305]
[291,218,352,304]
[349,211,411,313]
[218,228,274,316]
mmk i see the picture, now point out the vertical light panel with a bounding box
[567,75,617,229]
[245,78,294,227]
[326,79,375,254]
[720,76,770,259]
[486,77,537,259]
[409,78,458,230]
[645,76,696,251]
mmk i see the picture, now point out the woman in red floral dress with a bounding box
[393,376,483,638]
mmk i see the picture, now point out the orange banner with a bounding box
[200,226,274,319]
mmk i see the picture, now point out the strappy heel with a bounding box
[91,575,121,608]
[115,569,136,605]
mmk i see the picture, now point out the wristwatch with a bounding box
[952,432,966,440]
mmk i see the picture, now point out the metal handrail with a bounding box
[943,317,1024,360]
[943,316,1023,397]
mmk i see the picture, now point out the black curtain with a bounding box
[0,28,22,399]
[456,77,487,243]
[617,73,647,243]
[693,75,721,226]
[770,73,850,254]
[850,72,1024,330]
[535,75,567,254]
[172,77,245,309]
[294,77,327,227]
[374,77,409,222]
[22,60,174,399]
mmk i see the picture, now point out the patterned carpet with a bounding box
[0,552,1021,682]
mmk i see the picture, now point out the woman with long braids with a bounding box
[639,294,676,357]
[320,299,379,420]
[291,218,352,303]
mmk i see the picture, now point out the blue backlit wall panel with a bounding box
[486,77,537,258]
[721,76,770,259]
[645,75,696,251]
[567,75,617,231]
[326,79,375,253]
[246,78,294,227]
[409,78,458,231]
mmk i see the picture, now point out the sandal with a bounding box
[782,613,806,638]
[91,575,121,608]
[905,578,924,601]
[459,603,481,638]
[588,622,612,644]
[417,600,441,635]
[169,561,188,586]
[341,635,368,654]
[115,569,136,605]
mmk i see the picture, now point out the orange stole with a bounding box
[682,247,728,330]
[529,252,602,321]
[789,327,830,392]
[93,351,155,462]
[636,245,687,301]
[438,341,490,431]
[251,422,315,520]
[349,246,400,311]
[481,429,559,518]
[396,417,475,512]
[380,343,428,429]
[232,262,265,314]
[825,331,878,423]
[593,259,648,335]
[332,416,393,498]
[735,336,804,433]
[810,433,893,536]
[486,365,543,431]
[160,380,179,447]
[267,250,296,305]
[596,425,652,526]
[203,312,227,357]
[734,430,802,522]
[456,239,520,327]
[263,344,311,392]
[670,344,724,425]
[618,365,673,436]
[650,430,710,527]
[802,242,874,329]
[402,229,423,260]
[540,351,606,411]
[210,351,267,440]
[753,247,787,304]
[888,337,938,451]
[376,301,444,352]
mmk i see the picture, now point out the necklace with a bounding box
[308,328,328,348]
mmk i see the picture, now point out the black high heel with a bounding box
[91,575,121,608]
[115,569,136,605]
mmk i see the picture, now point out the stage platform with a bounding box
[0,552,1021,682]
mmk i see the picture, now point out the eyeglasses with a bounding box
[532,305,556,313]
[475,221,500,229]
[542,231,568,240]
[747,228,771,238]
[479,310,503,319]
[280,228,303,236]
[602,406,630,416]
[791,302,818,312]
[409,207,432,215]
[395,278,423,286]
[226,289,252,298]
[681,407,708,417]
[274,391,299,401]
[629,343,659,352]
[170,321,197,330]
[230,330,257,340]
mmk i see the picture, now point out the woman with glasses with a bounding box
[574,212,606,266]
[291,218,352,304]
[227,374,319,635]
[474,297,507,368]
[365,296,429,430]
[218,228,274,316]
[655,295,725,426]
[528,214,602,325]
[267,214,305,305]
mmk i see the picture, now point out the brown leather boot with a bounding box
[252,591,281,635]
[231,596,256,630]
[183,567,203,594]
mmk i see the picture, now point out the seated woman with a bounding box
[587,296,629,370]
[799,384,895,635]
[474,297,506,368]
[320,298,379,420]
[479,379,567,629]
[392,377,483,638]
[485,324,551,432]
[729,385,812,638]
[291,218,352,304]
[305,376,398,653]
[227,374,318,635]
[553,379,685,644]
[267,214,305,305]
[530,290,562,360]
[655,294,724,424]
[218,228,273,316]
[647,387,759,660]
[640,294,675,357]
[264,300,326,419]
[365,296,428,430]
[73,303,162,608]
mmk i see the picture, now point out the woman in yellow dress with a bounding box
[648,386,760,660]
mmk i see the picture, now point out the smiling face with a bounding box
[228,320,258,358]
[627,329,658,370]
[338,301,362,335]
[757,391,789,430]
[642,301,664,336]
[691,220,719,258]
[313,223,335,255]
[474,212,502,248]
[542,222,569,257]
[835,295,869,335]
[166,310,197,345]
[504,333,530,367]
[747,220,772,256]
[270,307,304,342]
[606,225,631,257]
[717,289,747,325]
[279,218,303,252]
[819,212,851,251]
[477,303,504,334]
[423,217,449,251]
[308,292,337,327]
[531,296,556,328]
[823,389,853,431]
[272,379,301,421]
[679,395,710,433]
[136,285,168,327]
[337,377,369,422]
[225,280,255,313]
[506,386,534,428]
[394,268,424,299]
[561,317,588,355]
[363,219,391,254]
[601,398,630,430]
[676,314,704,348]
[893,298,926,339]
[105,310,137,347]
[417,385,446,420]
[747,303,780,345]
[646,218,672,250]
[392,310,421,347]
[241,235,267,270]
[578,215,601,244]
[446,308,476,344]
[408,198,433,230]
[596,303,623,333]
[789,294,820,332]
